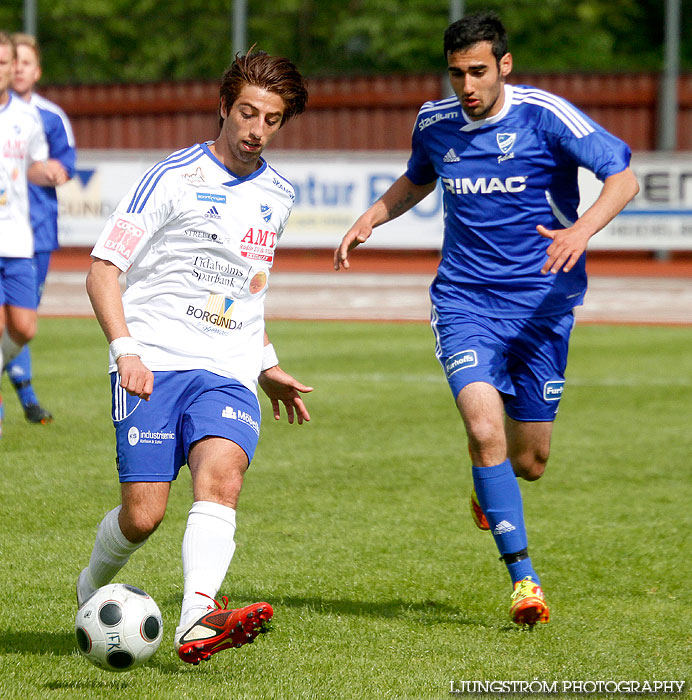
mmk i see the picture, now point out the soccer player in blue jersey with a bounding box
[334,12,639,625]
[7,34,76,423]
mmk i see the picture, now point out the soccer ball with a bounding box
[75,584,163,672]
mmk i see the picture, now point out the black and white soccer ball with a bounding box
[75,583,163,672]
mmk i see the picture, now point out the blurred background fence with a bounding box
[41,72,692,152]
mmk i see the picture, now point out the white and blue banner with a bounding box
[57,150,692,250]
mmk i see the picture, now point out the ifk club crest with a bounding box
[496,132,516,163]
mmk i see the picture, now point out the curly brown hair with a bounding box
[218,49,308,129]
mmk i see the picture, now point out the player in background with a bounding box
[334,12,638,626]
[0,32,68,439]
[7,33,76,424]
[76,49,311,664]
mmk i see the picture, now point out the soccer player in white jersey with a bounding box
[334,12,639,626]
[8,33,76,424]
[76,50,310,664]
[0,32,68,439]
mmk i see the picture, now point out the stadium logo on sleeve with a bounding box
[418,110,459,131]
[445,350,478,378]
[543,380,565,401]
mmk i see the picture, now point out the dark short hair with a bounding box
[218,49,308,129]
[443,11,508,65]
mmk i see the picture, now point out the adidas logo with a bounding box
[493,520,516,535]
[205,206,221,219]
[443,148,460,163]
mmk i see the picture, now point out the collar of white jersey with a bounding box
[201,141,268,187]
[459,84,514,132]
[0,91,15,114]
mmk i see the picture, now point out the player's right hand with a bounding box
[116,355,154,400]
[333,223,373,270]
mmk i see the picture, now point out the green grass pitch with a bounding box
[1,318,691,699]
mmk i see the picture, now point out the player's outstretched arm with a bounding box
[86,258,154,400]
[258,366,313,425]
[334,175,436,270]
[538,167,639,274]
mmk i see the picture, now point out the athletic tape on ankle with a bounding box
[109,336,141,361]
[261,343,279,371]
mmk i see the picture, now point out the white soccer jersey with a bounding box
[0,93,48,257]
[91,142,296,393]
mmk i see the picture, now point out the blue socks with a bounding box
[6,346,38,408]
[472,459,539,585]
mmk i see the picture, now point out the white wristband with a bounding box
[261,343,279,371]
[110,336,141,362]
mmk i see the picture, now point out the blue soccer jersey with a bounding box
[29,94,76,253]
[406,83,631,318]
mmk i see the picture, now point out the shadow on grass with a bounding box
[0,629,195,678]
[159,591,485,628]
[45,679,130,691]
[0,629,76,656]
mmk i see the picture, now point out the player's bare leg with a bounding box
[456,382,549,625]
[77,483,170,606]
[505,417,553,481]
[175,437,273,664]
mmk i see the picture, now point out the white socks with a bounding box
[178,501,237,633]
[80,506,146,599]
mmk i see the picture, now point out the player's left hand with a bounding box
[44,159,69,186]
[537,224,592,274]
[258,365,313,424]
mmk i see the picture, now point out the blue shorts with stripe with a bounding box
[0,257,38,309]
[111,369,261,482]
[431,307,575,422]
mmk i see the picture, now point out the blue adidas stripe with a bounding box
[127,145,204,213]
[127,145,196,211]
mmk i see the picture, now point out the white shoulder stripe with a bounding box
[518,88,595,134]
[418,96,460,116]
[513,87,594,138]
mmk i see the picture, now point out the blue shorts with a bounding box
[111,369,261,482]
[0,257,38,309]
[34,251,52,303]
[431,308,575,422]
